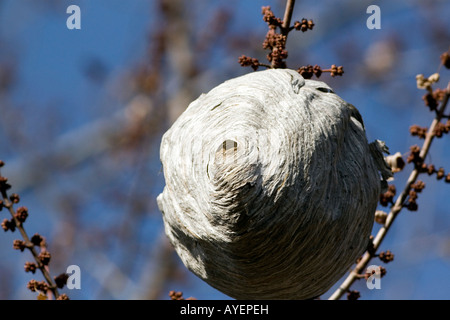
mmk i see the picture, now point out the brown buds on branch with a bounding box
[0,160,68,300]
[238,4,343,79]
[329,50,450,300]
[238,55,262,71]
[169,290,196,300]
[297,64,344,79]
[293,18,315,32]
[440,52,450,69]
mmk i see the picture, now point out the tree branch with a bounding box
[328,81,450,300]
[0,181,60,299]
[281,0,296,36]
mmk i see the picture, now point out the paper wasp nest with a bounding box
[157,69,391,299]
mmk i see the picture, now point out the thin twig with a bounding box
[281,0,296,36]
[0,182,60,299]
[268,0,296,68]
[328,81,450,300]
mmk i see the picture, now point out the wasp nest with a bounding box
[157,69,391,299]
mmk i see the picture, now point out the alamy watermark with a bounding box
[66,264,81,289]
[66,5,81,30]
[366,5,381,30]
[64,4,381,32]
[366,265,382,290]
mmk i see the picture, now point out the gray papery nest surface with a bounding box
[157,69,391,299]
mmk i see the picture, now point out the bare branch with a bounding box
[0,171,61,299]
[329,81,450,300]
[281,0,296,36]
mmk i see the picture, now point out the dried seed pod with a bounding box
[157,69,391,299]
[385,152,405,173]
[375,210,388,225]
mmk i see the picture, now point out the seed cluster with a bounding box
[0,160,69,300]
[238,6,343,79]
